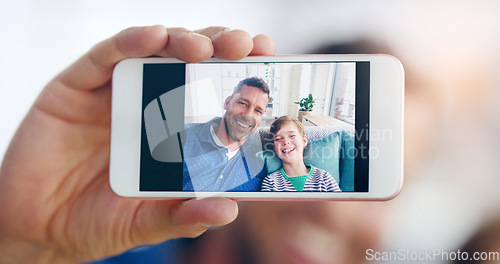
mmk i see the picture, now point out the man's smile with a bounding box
[236,120,251,128]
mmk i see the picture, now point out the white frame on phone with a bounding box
[110,55,404,200]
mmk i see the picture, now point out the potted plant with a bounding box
[295,93,315,122]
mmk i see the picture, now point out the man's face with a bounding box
[222,85,269,142]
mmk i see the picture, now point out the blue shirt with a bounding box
[182,117,265,192]
[87,239,186,264]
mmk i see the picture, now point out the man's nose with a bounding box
[241,107,252,117]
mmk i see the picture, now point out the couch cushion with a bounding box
[339,131,355,192]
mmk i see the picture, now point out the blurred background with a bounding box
[1,0,500,262]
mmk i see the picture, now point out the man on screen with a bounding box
[182,77,270,192]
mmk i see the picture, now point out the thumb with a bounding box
[129,198,238,245]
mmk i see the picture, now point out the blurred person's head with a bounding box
[236,201,387,264]
[188,39,439,264]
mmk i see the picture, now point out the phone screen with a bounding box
[139,61,370,193]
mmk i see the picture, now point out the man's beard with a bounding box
[223,114,256,142]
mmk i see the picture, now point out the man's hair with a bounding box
[232,77,270,97]
[270,116,306,137]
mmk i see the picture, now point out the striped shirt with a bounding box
[261,165,342,192]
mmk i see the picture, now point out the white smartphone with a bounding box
[110,55,404,200]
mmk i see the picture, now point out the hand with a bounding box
[0,25,275,264]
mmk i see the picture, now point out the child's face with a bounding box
[273,122,308,165]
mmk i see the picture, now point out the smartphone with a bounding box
[110,55,404,200]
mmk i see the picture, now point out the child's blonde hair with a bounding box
[270,116,306,137]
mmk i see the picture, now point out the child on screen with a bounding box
[261,116,341,192]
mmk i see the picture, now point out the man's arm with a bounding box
[0,25,274,264]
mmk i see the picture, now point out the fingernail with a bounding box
[145,25,165,31]
[212,28,234,40]
[201,223,214,228]
[148,24,164,29]
[187,32,211,41]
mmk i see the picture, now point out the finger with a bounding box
[196,27,254,60]
[131,198,238,244]
[160,26,256,61]
[57,25,168,90]
[169,197,239,236]
[250,34,276,56]
[159,27,214,63]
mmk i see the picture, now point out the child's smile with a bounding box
[281,146,296,154]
